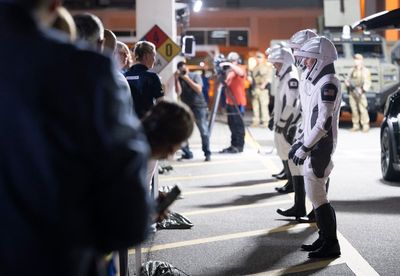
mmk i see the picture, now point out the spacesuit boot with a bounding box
[276,176,306,219]
[275,161,293,193]
[272,161,287,179]
[308,203,341,258]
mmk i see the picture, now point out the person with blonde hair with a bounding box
[115,41,132,72]
[125,41,164,118]
[52,6,77,41]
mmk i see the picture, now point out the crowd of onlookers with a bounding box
[1,1,349,275]
[1,1,195,275]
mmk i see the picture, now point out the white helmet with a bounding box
[288,29,318,70]
[288,29,318,50]
[265,41,288,55]
[227,52,240,62]
[293,36,337,82]
[267,47,295,77]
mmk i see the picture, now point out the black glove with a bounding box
[288,141,303,160]
[292,146,310,165]
[268,117,274,131]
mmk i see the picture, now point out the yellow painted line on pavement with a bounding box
[181,199,293,216]
[245,130,265,151]
[183,181,285,196]
[244,131,280,173]
[337,231,380,276]
[171,157,260,168]
[160,169,268,182]
[129,223,313,255]
[246,258,346,276]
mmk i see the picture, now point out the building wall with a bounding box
[71,8,323,50]
[190,9,322,50]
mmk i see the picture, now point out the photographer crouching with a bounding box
[175,61,211,162]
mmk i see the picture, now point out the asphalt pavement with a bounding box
[128,113,400,276]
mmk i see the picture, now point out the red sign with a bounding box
[143,25,168,48]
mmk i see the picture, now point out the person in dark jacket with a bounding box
[0,1,151,275]
[125,41,164,119]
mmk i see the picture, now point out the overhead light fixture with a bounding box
[193,0,202,12]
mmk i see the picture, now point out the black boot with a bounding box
[272,161,287,179]
[275,161,293,193]
[301,231,323,251]
[275,171,288,180]
[272,162,285,178]
[277,176,306,219]
[297,209,316,223]
[308,203,341,258]
[301,209,323,251]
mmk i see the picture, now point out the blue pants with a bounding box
[182,106,211,157]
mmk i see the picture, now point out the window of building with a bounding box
[229,30,248,46]
[187,29,248,46]
[207,30,228,45]
[185,31,205,45]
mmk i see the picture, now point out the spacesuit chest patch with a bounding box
[288,78,299,89]
[321,83,338,102]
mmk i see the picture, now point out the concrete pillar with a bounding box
[136,0,178,100]
[385,0,400,42]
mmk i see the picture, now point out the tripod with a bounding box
[207,75,262,153]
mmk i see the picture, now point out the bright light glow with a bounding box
[193,0,202,12]
[342,25,351,39]
[248,57,257,70]
[200,62,205,67]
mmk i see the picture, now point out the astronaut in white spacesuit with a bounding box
[267,47,300,195]
[276,29,318,222]
[291,36,341,258]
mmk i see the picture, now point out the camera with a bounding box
[213,54,230,80]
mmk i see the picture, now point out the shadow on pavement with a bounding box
[331,196,400,214]
[209,223,318,276]
[196,192,282,209]
[200,178,281,189]
[379,178,400,187]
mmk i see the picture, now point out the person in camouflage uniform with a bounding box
[345,53,371,132]
[250,52,274,127]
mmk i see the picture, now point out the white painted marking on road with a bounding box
[129,223,313,255]
[337,231,380,276]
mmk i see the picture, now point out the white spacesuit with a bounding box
[292,36,341,259]
[276,29,318,220]
[267,47,300,194]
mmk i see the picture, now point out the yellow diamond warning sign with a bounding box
[158,38,181,62]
